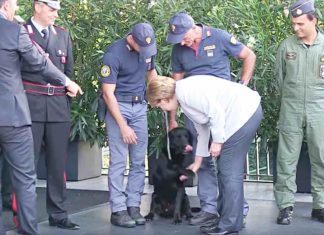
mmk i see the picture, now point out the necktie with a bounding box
[41,28,48,40]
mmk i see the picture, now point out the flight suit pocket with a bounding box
[284,52,299,83]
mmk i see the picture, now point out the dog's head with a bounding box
[168,127,193,159]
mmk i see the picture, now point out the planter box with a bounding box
[37,140,102,181]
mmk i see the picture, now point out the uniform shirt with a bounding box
[101,38,155,95]
[171,24,244,80]
[276,31,324,129]
[176,75,261,157]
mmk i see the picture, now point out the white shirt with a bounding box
[31,17,48,37]
[176,75,261,157]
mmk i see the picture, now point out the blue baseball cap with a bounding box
[290,0,315,17]
[131,23,157,59]
[166,12,194,44]
[34,0,61,10]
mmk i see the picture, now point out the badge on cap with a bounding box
[146,37,151,45]
[101,65,111,77]
[296,9,303,15]
[171,24,176,32]
[230,36,237,45]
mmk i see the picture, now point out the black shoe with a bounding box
[206,227,239,235]
[311,209,324,222]
[49,217,80,230]
[200,224,218,233]
[127,207,145,225]
[277,206,293,225]
[189,211,219,226]
[111,210,136,228]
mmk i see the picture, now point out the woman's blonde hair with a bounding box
[147,75,176,105]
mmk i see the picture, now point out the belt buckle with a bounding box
[132,95,140,103]
[47,84,55,96]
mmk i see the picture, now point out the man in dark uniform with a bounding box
[20,0,79,230]
[0,0,82,234]
[101,23,157,228]
[166,12,256,234]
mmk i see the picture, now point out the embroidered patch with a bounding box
[320,65,324,78]
[146,37,151,45]
[146,58,152,63]
[230,36,237,45]
[320,56,324,63]
[286,52,297,60]
[206,50,214,57]
[204,45,216,50]
[101,65,111,77]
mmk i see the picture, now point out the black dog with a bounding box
[145,127,195,224]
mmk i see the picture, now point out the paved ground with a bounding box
[7,177,321,235]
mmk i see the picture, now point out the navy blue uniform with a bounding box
[101,38,155,213]
[171,25,243,79]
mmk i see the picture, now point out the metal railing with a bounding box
[102,137,275,183]
[245,137,274,182]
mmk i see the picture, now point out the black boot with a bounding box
[277,206,293,225]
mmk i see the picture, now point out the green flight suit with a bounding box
[274,31,324,210]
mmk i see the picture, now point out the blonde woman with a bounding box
[147,75,262,235]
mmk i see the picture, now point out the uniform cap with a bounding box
[131,23,157,59]
[290,0,315,17]
[166,12,194,44]
[34,0,61,10]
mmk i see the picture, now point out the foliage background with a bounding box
[17,0,324,158]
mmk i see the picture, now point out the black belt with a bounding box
[23,81,66,96]
[115,94,144,103]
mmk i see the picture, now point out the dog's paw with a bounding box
[144,213,154,221]
[173,213,182,224]
[185,213,193,220]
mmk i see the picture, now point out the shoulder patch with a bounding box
[230,36,237,45]
[101,65,111,77]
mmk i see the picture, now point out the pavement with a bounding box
[6,176,321,235]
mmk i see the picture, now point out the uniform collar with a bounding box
[296,30,322,46]
[200,24,211,40]
[0,12,7,20]
[31,17,49,35]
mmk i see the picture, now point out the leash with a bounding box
[164,111,172,160]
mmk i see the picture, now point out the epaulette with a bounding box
[53,24,67,31]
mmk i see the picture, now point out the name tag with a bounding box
[204,45,216,50]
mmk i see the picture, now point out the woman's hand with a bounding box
[186,156,203,173]
[209,142,223,158]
